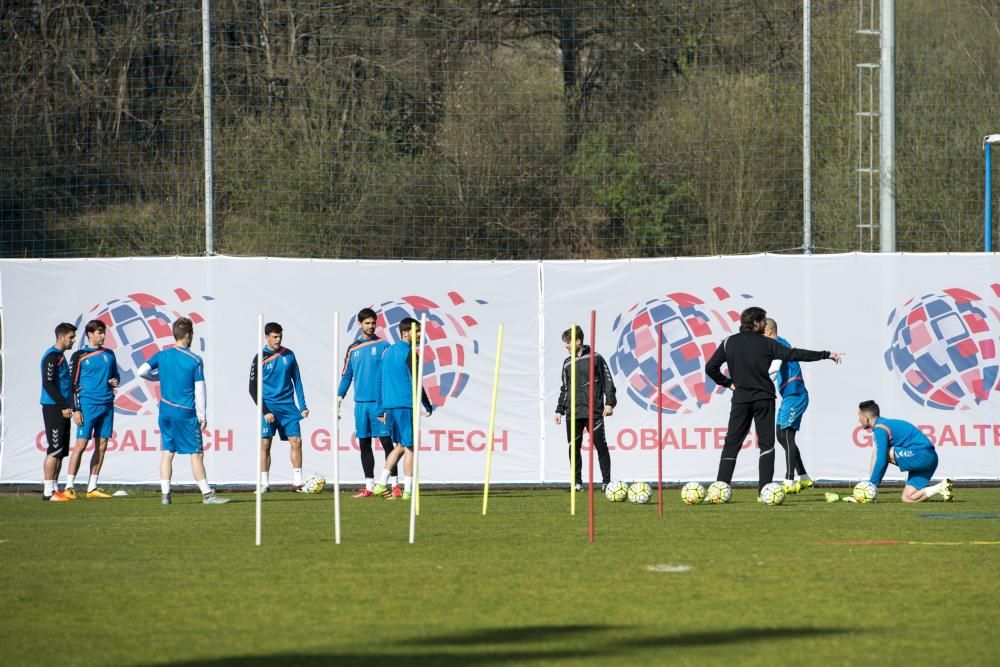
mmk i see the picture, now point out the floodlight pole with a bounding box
[201,0,215,256]
[986,135,1000,252]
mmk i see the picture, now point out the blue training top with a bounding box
[338,336,391,403]
[868,416,934,485]
[376,340,433,415]
[40,346,72,408]
[252,346,307,411]
[775,336,807,398]
[70,345,119,407]
[147,346,204,411]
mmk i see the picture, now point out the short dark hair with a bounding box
[358,308,377,323]
[562,326,585,344]
[740,307,767,333]
[85,319,106,335]
[173,317,194,341]
[858,400,880,417]
[399,317,420,335]
[264,322,283,335]
[54,322,77,337]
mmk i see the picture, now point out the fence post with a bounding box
[202,0,215,256]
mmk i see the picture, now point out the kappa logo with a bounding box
[347,293,488,407]
[74,289,214,416]
[610,287,752,414]
[884,285,1000,411]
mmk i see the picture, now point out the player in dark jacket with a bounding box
[705,307,843,496]
[555,326,617,490]
[40,322,78,501]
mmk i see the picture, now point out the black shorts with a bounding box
[42,405,71,458]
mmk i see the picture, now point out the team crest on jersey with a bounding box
[74,288,214,416]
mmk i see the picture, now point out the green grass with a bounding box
[2,487,999,666]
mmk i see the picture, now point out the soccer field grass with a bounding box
[2,486,999,666]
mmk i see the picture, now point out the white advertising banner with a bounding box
[2,255,998,484]
[0,258,541,484]
[543,254,1000,484]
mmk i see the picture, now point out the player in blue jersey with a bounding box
[248,322,310,492]
[137,317,229,505]
[764,318,814,494]
[64,320,120,499]
[858,400,953,502]
[40,322,78,501]
[338,308,400,498]
[372,317,434,500]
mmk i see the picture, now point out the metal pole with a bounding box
[202,0,215,255]
[985,137,999,252]
[802,0,812,254]
[879,0,895,252]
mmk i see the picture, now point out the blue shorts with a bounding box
[777,394,809,430]
[76,403,114,441]
[385,408,414,448]
[261,403,303,441]
[159,403,203,455]
[895,447,938,490]
[354,402,389,439]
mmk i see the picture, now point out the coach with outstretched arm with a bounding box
[705,307,843,496]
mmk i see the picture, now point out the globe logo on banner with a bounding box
[347,292,487,407]
[884,286,1000,411]
[610,287,749,414]
[74,289,214,416]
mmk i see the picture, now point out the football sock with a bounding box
[197,479,211,495]
[292,468,304,485]
[365,478,374,491]
[378,437,398,477]
[923,482,943,498]
[359,438,375,478]
[43,480,54,496]
[66,475,76,490]
[160,480,171,495]
[389,476,398,487]
[403,476,413,493]
[377,469,391,486]
[87,475,99,492]
[261,472,269,487]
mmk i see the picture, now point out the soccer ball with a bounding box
[604,481,628,502]
[680,482,706,505]
[627,482,652,504]
[706,481,733,504]
[759,482,786,506]
[853,481,878,504]
[302,475,326,494]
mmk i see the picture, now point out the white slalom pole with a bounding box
[333,311,341,545]
[255,313,263,546]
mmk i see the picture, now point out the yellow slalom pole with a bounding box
[570,324,577,516]
[482,324,504,515]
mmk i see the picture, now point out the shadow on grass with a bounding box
[158,624,858,666]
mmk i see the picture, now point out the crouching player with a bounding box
[858,400,952,503]
[372,317,434,500]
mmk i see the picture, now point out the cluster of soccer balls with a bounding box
[603,481,652,504]
[680,481,734,505]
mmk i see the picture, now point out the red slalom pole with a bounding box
[657,322,664,517]
[588,310,596,544]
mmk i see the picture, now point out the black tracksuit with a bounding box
[705,331,830,491]
[556,346,617,485]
